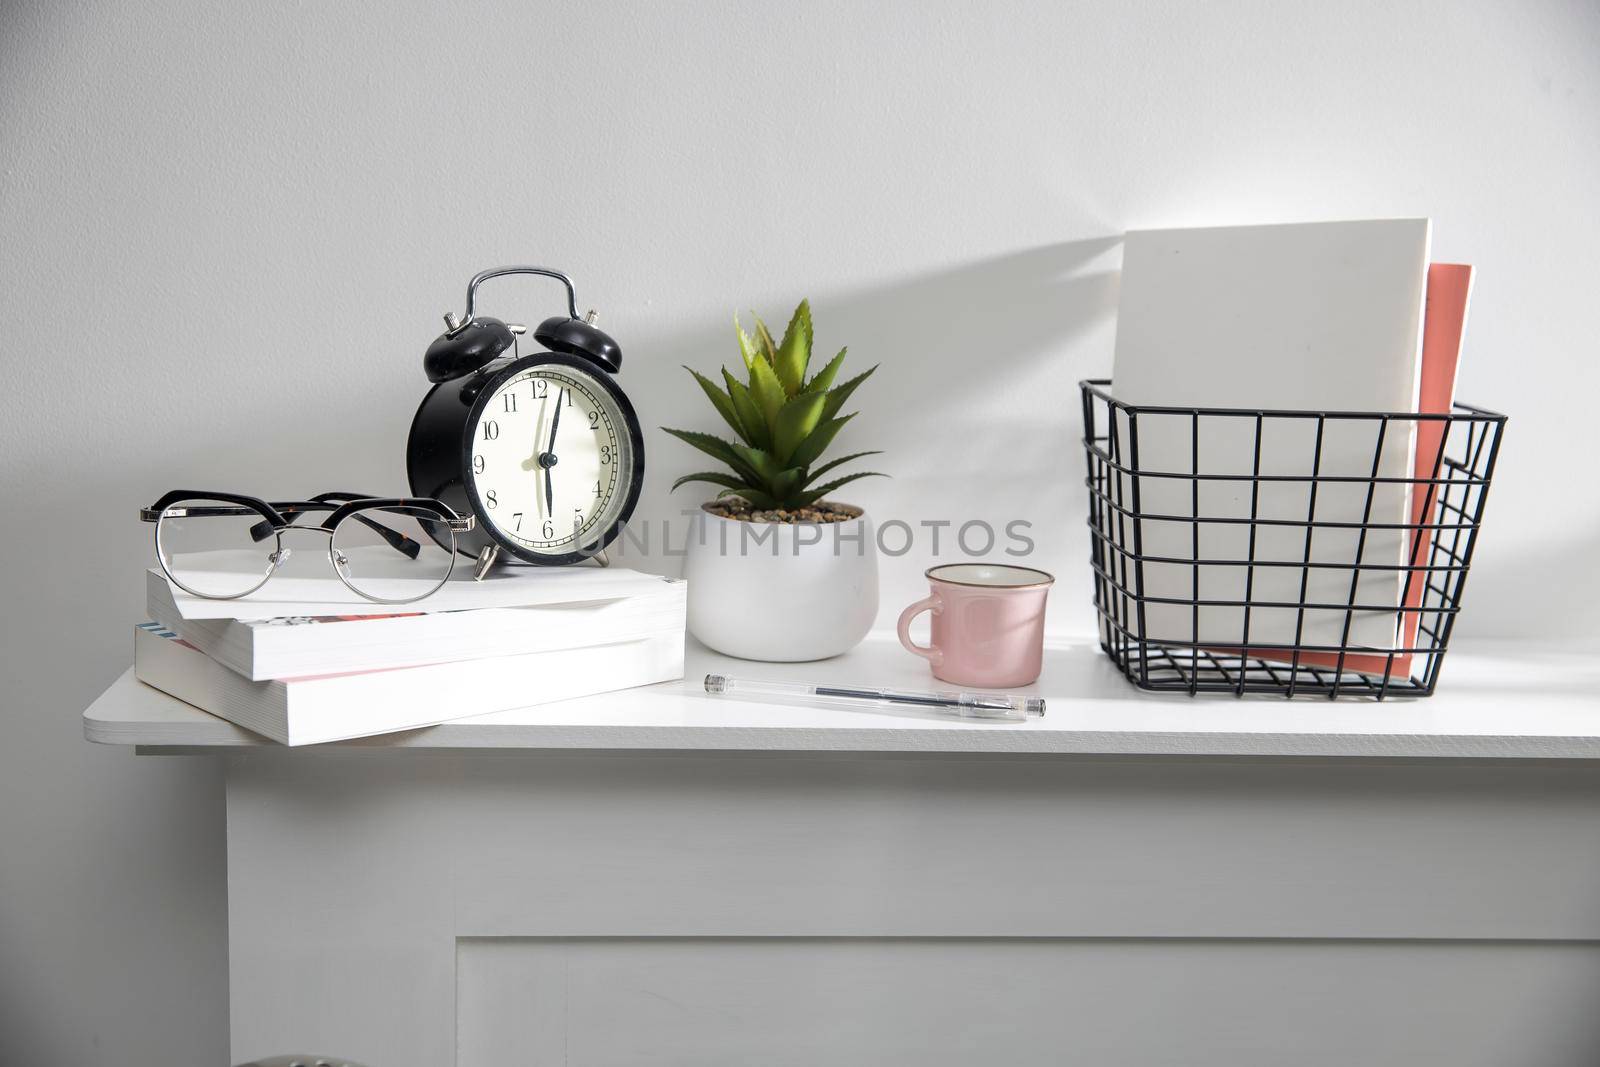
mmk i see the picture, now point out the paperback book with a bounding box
[133,622,686,746]
[147,567,686,680]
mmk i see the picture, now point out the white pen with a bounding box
[703,674,1044,722]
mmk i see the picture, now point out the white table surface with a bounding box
[82,635,1600,758]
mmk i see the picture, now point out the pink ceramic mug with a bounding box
[896,564,1055,688]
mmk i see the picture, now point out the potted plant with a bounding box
[664,299,883,660]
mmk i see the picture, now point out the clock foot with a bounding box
[472,544,500,581]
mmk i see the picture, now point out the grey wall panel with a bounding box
[459,937,1600,1067]
[226,753,1600,1064]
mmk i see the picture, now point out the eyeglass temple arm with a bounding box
[308,491,473,529]
[310,493,435,560]
[313,493,427,561]
[245,497,422,560]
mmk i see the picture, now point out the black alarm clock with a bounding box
[406,266,644,573]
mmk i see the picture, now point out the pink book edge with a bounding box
[1216,263,1475,680]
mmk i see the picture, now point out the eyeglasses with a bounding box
[139,491,475,604]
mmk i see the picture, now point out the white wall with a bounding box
[2,1,1596,1061]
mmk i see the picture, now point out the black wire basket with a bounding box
[1079,380,1507,699]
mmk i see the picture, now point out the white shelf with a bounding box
[81,634,1600,758]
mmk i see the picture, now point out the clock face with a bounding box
[465,364,637,558]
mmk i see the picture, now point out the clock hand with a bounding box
[523,400,548,517]
[521,397,548,472]
[544,388,563,518]
[548,387,563,455]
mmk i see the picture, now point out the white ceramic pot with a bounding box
[683,504,879,661]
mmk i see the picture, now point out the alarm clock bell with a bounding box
[534,310,622,374]
[423,315,515,383]
[422,266,624,383]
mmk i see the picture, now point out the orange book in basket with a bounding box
[1229,263,1475,679]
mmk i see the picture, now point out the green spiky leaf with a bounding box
[746,355,787,429]
[752,316,780,370]
[767,466,807,501]
[772,299,812,394]
[772,391,828,466]
[802,450,882,488]
[789,413,855,471]
[792,470,887,508]
[734,316,760,371]
[728,441,790,494]
[722,369,770,450]
[803,347,847,395]
[684,367,747,444]
[660,428,764,485]
[821,365,877,422]
[672,471,754,494]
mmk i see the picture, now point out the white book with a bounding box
[133,622,685,746]
[147,568,686,680]
[1110,219,1430,651]
[156,551,675,620]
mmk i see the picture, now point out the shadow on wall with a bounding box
[647,235,1120,400]
[635,235,1122,516]
[1460,522,1600,643]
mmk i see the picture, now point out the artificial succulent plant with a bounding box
[663,299,882,511]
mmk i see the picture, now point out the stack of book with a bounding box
[135,564,686,745]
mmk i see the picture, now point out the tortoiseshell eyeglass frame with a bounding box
[139,490,475,604]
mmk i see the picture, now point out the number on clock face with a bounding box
[468,368,627,554]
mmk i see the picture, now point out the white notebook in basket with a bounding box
[1110,219,1430,652]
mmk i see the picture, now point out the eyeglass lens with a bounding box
[330,505,458,602]
[155,498,281,599]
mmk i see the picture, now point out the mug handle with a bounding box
[896,594,943,667]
